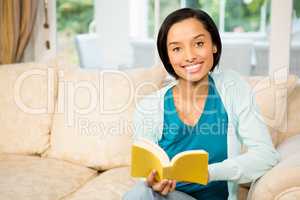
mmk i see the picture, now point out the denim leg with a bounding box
[122,181,197,200]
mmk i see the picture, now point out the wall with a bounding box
[94,0,133,69]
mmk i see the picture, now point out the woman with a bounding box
[123,8,279,200]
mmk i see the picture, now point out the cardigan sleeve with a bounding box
[208,71,280,184]
[132,92,164,144]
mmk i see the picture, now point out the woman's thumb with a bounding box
[146,170,156,186]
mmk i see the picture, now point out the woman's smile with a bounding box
[183,62,204,74]
[166,18,216,82]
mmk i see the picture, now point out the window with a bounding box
[224,0,269,33]
[130,0,298,75]
[144,0,270,39]
[291,0,300,77]
[147,0,181,38]
[56,0,94,66]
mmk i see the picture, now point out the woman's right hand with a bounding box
[146,170,177,196]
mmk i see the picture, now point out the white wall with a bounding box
[94,0,132,68]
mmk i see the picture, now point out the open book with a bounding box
[131,138,209,185]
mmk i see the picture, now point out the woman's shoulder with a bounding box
[138,82,175,103]
[211,68,251,92]
[135,82,175,115]
[210,68,254,109]
[211,68,246,83]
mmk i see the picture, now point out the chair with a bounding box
[74,33,104,69]
[130,39,156,68]
[219,39,254,76]
[254,41,300,77]
[253,41,269,76]
[290,42,300,76]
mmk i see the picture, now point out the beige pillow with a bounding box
[277,85,300,144]
[44,66,166,170]
[246,74,298,146]
[0,63,57,155]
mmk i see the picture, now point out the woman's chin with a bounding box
[180,73,206,82]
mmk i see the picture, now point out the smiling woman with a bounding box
[157,8,221,81]
[123,8,279,200]
[166,19,217,82]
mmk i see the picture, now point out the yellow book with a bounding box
[131,138,209,185]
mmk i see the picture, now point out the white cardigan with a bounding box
[133,69,280,200]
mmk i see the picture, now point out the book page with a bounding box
[134,138,170,167]
[171,149,208,166]
[169,150,209,184]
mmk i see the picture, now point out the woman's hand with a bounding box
[146,170,177,196]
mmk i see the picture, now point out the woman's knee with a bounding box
[122,181,154,200]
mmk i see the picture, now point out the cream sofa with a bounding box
[0,62,299,200]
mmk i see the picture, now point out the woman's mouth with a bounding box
[184,63,203,73]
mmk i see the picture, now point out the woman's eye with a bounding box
[172,47,181,52]
[195,41,204,47]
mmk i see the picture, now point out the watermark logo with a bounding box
[12,67,290,133]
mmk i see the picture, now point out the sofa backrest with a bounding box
[1,62,298,168]
[246,75,299,147]
[0,63,57,155]
[43,66,167,170]
[278,84,300,143]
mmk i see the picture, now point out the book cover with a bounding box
[131,138,209,185]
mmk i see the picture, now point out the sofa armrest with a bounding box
[248,153,300,200]
[276,134,300,160]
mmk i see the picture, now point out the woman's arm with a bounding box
[208,72,280,184]
[132,93,162,143]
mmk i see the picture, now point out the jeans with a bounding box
[122,181,197,200]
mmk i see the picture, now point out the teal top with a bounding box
[159,75,228,199]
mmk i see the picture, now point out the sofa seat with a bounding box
[275,189,300,200]
[65,167,137,200]
[0,154,97,200]
[242,134,300,200]
[64,166,252,200]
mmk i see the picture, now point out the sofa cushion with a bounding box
[0,63,57,155]
[246,74,298,146]
[0,154,97,200]
[278,85,300,144]
[277,134,300,160]
[275,189,300,200]
[238,185,249,200]
[64,167,137,200]
[250,154,300,200]
[64,167,251,200]
[45,66,166,170]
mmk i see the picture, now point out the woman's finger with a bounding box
[169,180,177,192]
[160,180,172,196]
[152,179,168,192]
[146,170,157,187]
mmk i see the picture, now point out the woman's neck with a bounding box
[174,75,209,103]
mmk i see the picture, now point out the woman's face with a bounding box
[166,18,217,82]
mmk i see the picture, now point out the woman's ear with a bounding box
[213,45,217,53]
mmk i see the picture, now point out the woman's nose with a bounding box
[184,48,196,62]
